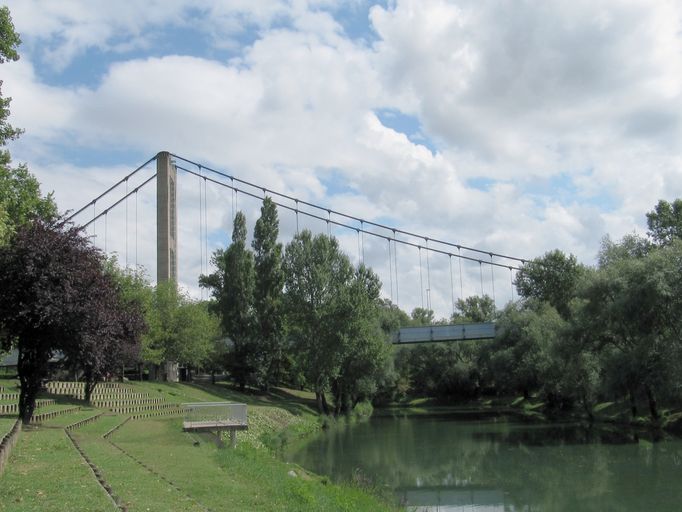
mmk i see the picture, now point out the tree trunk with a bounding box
[17,344,48,425]
[629,388,638,420]
[315,391,324,414]
[211,370,216,385]
[644,384,660,423]
[84,377,95,403]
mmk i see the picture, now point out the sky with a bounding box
[3,0,682,319]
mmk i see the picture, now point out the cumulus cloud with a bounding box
[4,0,682,317]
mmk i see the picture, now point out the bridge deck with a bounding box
[183,420,248,432]
[393,322,495,344]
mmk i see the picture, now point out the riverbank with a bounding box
[377,395,682,438]
[0,380,397,511]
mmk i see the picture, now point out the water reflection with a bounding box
[286,413,682,511]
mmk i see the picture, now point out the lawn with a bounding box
[0,427,114,512]
[0,381,397,512]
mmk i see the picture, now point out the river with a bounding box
[286,410,682,511]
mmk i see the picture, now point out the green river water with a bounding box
[286,411,682,511]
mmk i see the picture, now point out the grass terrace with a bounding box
[0,381,396,512]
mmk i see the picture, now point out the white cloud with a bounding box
[4,0,682,318]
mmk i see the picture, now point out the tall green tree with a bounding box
[330,264,391,415]
[646,198,682,246]
[515,249,583,319]
[0,7,56,245]
[200,211,255,390]
[578,238,682,422]
[0,6,22,146]
[251,197,285,391]
[284,230,353,413]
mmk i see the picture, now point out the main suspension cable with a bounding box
[67,155,157,222]
[174,164,523,271]
[80,174,157,229]
[171,153,528,265]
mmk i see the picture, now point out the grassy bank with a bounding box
[0,380,396,512]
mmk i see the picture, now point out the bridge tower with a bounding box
[156,151,177,283]
[156,151,179,381]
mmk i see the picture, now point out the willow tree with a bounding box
[284,230,389,415]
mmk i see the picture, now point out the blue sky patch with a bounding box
[326,0,387,44]
[375,108,437,153]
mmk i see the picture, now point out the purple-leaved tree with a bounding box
[0,218,145,423]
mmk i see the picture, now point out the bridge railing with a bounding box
[393,322,496,344]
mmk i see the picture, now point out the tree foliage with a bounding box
[0,6,22,147]
[515,249,583,318]
[200,211,255,390]
[646,198,682,246]
[283,230,390,415]
[0,7,56,245]
[391,200,682,426]
[451,295,496,323]
[251,197,286,391]
[141,280,219,378]
[0,219,144,422]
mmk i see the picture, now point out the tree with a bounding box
[330,264,391,415]
[140,280,219,380]
[485,301,563,399]
[451,295,496,323]
[410,307,435,326]
[251,197,285,391]
[597,233,650,268]
[0,162,57,243]
[200,211,255,390]
[0,219,144,423]
[64,271,145,401]
[646,198,682,246]
[0,6,22,147]
[283,231,351,413]
[578,238,682,422]
[0,7,56,245]
[515,249,583,319]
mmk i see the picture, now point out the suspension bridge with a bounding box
[67,151,528,343]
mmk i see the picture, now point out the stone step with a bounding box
[45,381,130,393]
[110,403,181,414]
[65,413,104,431]
[0,399,55,415]
[91,398,165,408]
[31,406,81,423]
[0,392,19,401]
[130,408,184,420]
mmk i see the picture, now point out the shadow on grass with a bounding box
[184,381,318,417]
